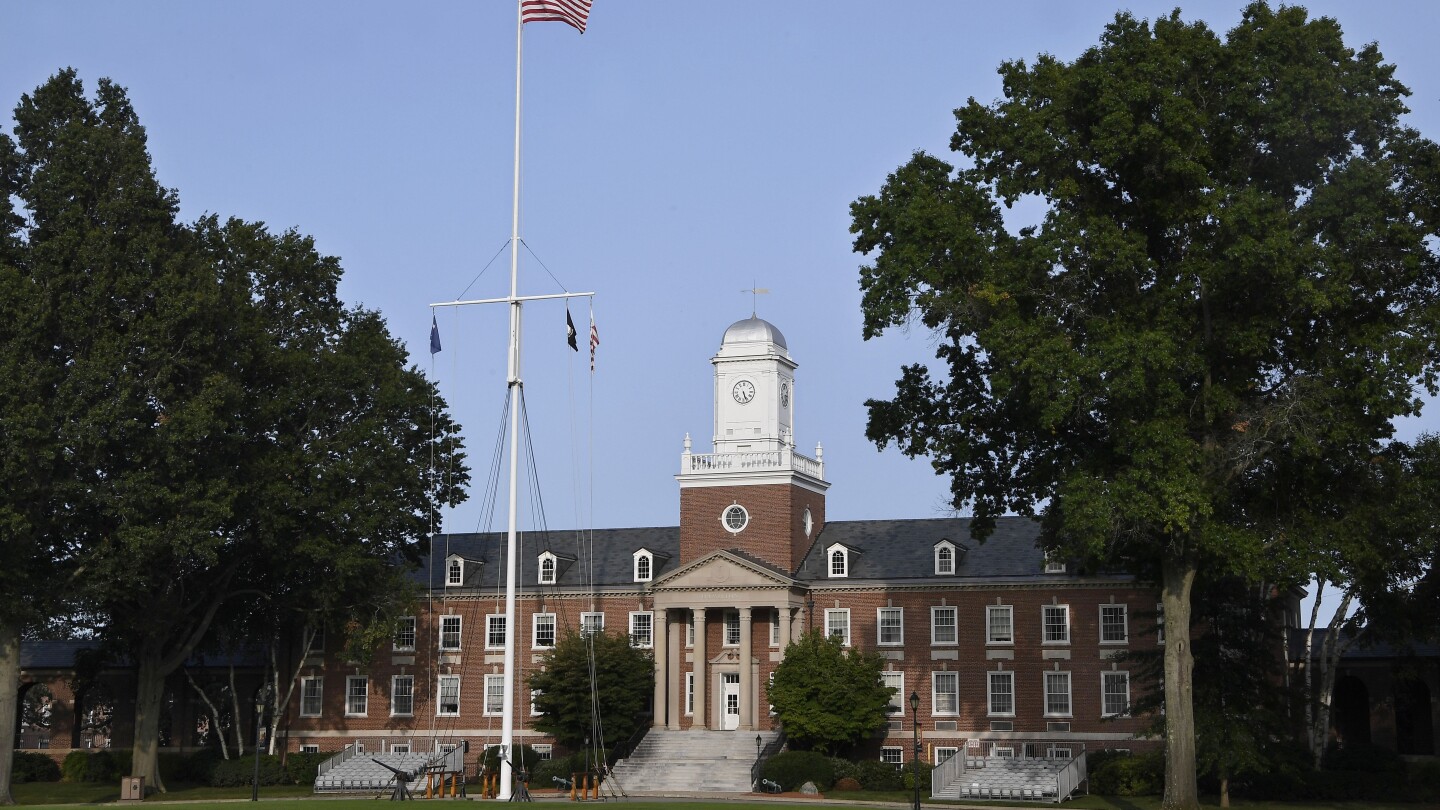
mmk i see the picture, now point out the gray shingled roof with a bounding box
[422,526,682,590]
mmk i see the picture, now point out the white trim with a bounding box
[881,671,905,714]
[1101,670,1130,717]
[393,616,417,651]
[538,551,557,585]
[445,555,464,586]
[344,676,368,717]
[721,503,750,534]
[824,608,850,646]
[932,671,959,716]
[483,673,504,717]
[826,543,849,578]
[438,674,461,716]
[580,612,604,636]
[1043,671,1072,718]
[532,613,557,649]
[877,607,904,646]
[987,604,1014,645]
[299,676,322,718]
[1100,604,1128,644]
[934,540,956,575]
[1042,604,1070,645]
[931,606,958,646]
[486,613,506,650]
[391,674,415,717]
[685,672,695,716]
[633,549,654,583]
[723,610,740,646]
[987,670,1016,717]
[439,614,462,651]
[629,611,654,648]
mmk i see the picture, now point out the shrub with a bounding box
[60,749,124,783]
[761,750,834,791]
[901,761,933,793]
[208,754,287,787]
[833,776,862,791]
[531,753,587,787]
[162,748,222,784]
[1088,750,1163,796]
[1323,741,1403,773]
[285,751,331,785]
[12,751,61,783]
[852,759,903,791]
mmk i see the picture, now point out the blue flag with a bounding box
[430,316,442,355]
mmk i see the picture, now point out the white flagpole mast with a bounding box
[499,0,525,800]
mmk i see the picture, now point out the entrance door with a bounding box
[722,673,740,730]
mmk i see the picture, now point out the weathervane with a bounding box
[742,284,770,317]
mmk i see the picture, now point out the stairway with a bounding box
[313,752,431,793]
[930,755,1071,802]
[609,729,780,794]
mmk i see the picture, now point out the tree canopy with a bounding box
[0,69,468,794]
[527,630,653,750]
[850,4,1440,808]
[768,630,893,755]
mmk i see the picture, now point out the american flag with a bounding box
[520,0,592,33]
[589,315,600,373]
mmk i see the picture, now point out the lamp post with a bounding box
[755,734,762,759]
[909,691,921,810]
[251,683,270,802]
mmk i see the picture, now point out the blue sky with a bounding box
[5,1,1438,551]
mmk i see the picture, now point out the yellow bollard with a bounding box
[570,773,578,801]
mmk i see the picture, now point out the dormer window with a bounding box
[934,540,960,575]
[827,543,849,578]
[634,549,654,583]
[1044,554,1066,574]
[446,556,464,587]
[538,552,557,585]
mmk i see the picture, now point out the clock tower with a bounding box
[677,316,828,571]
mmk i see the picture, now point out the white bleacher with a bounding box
[312,751,432,793]
[931,752,1083,803]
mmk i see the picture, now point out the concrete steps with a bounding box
[610,729,780,794]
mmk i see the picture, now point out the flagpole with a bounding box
[499,0,525,800]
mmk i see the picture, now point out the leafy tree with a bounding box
[768,630,892,755]
[849,5,1440,808]
[528,630,653,749]
[0,70,468,792]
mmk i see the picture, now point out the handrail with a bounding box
[751,730,787,790]
[1053,750,1087,804]
[316,742,359,778]
[928,739,966,799]
[608,724,650,766]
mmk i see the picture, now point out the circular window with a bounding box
[722,504,749,533]
[802,507,813,537]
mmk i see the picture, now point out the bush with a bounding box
[162,748,222,784]
[833,776,862,791]
[1323,741,1404,773]
[12,751,61,783]
[901,761,933,793]
[1088,750,1163,796]
[285,751,331,785]
[762,750,834,792]
[208,754,287,787]
[852,758,903,791]
[60,749,124,783]
[531,753,585,787]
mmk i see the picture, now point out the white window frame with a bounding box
[685,672,695,715]
[1100,604,1128,644]
[437,675,460,716]
[933,671,959,716]
[722,503,750,533]
[1042,605,1070,645]
[987,605,1014,645]
[533,744,553,761]
[1102,671,1130,717]
[1043,671,1072,717]
[345,676,368,717]
[533,613,557,649]
[538,552,557,585]
[629,611,653,648]
[770,611,781,647]
[530,688,541,716]
[439,615,462,651]
[486,614,506,650]
[931,606,957,646]
[988,670,1015,717]
[881,747,904,770]
[934,541,956,575]
[935,746,959,764]
[390,743,410,754]
[633,549,653,583]
[483,674,504,717]
[723,610,740,646]
[825,608,850,646]
[580,612,604,637]
[878,607,904,646]
[882,671,904,714]
[300,744,320,754]
[446,556,463,586]
[1044,555,1066,574]
[299,676,322,717]
[686,612,695,647]
[393,616,417,651]
[391,675,415,717]
[827,544,849,578]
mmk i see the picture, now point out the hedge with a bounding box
[761,750,833,792]
[208,754,287,787]
[60,749,126,783]
[12,751,61,783]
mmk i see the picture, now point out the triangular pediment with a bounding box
[651,549,793,591]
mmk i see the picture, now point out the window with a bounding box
[686,612,695,647]
[988,671,1015,716]
[1044,555,1066,574]
[437,675,460,716]
[483,674,504,716]
[770,612,781,647]
[935,542,955,575]
[533,613,556,649]
[1102,671,1130,717]
[987,605,1014,644]
[345,677,368,717]
[722,504,749,533]
[394,616,417,651]
[634,550,653,582]
[533,744,553,761]
[724,610,740,646]
[439,615,462,650]
[486,615,506,650]
[391,675,414,716]
[931,606,957,645]
[933,672,959,715]
[1044,671,1072,717]
[935,747,958,764]
[1042,605,1070,644]
[531,688,541,716]
[300,677,322,717]
[300,744,320,754]
[825,609,850,646]
[629,612,653,648]
[882,671,904,714]
[447,557,463,586]
[878,607,903,645]
[1101,605,1128,644]
[828,545,848,577]
[881,747,904,770]
[685,672,694,715]
[390,743,410,754]
[539,552,556,585]
[580,612,604,637]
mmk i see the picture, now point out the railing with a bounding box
[608,724,650,766]
[929,739,967,799]
[1053,750,1087,804]
[316,742,361,779]
[751,730,787,790]
[682,450,823,479]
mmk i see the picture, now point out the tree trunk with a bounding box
[1160,551,1200,810]
[1312,588,1357,769]
[229,664,244,757]
[0,620,21,806]
[1220,775,1230,808]
[130,652,168,793]
[184,669,229,760]
[1303,581,1324,763]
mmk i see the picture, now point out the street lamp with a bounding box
[755,734,762,759]
[909,691,921,810]
[251,684,270,802]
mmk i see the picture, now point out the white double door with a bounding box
[722,673,740,730]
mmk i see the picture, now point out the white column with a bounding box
[779,605,793,657]
[652,609,667,729]
[692,607,707,729]
[738,607,753,730]
[666,615,683,729]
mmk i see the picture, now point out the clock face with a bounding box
[781,383,790,407]
[732,380,756,404]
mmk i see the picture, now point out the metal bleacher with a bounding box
[930,746,1087,803]
[313,745,466,794]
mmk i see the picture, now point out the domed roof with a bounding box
[721,316,787,349]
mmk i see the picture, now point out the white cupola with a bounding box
[711,316,796,454]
